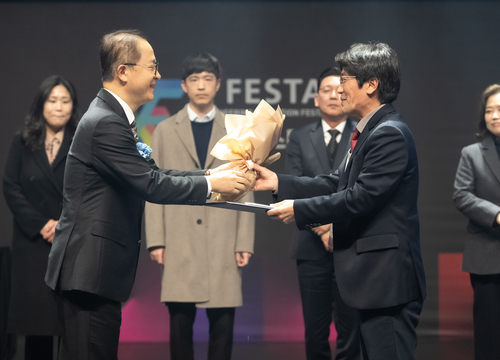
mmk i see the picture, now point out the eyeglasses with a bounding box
[339,75,356,85]
[123,62,159,76]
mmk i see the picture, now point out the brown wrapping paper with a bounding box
[210,99,286,201]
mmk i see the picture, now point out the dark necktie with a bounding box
[130,120,138,143]
[327,129,340,169]
[350,128,360,153]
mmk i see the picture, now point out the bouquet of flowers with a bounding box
[210,99,285,201]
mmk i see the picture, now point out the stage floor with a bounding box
[9,335,474,359]
[117,336,474,360]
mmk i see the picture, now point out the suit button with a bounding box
[197,219,202,225]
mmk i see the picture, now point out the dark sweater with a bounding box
[191,120,214,169]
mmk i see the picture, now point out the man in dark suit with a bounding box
[252,42,426,360]
[286,66,360,360]
[44,30,250,360]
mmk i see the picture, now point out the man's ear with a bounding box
[314,93,320,108]
[366,78,379,96]
[215,78,221,92]
[181,80,188,94]
[116,64,129,84]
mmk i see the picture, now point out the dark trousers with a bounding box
[358,298,423,360]
[25,335,54,360]
[297,255,360,360]
[470,273,500,360]
[57,290,121,360]
[166,302,235,360]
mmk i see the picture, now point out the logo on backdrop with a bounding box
[135,78,320,148]
[134,79,184,144]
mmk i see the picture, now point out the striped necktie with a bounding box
[327,129,340,169]
[130,120,138,143]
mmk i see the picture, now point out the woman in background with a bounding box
[454,84,500,360]
[3,75,79,360]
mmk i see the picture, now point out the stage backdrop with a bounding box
[1,0,498,341]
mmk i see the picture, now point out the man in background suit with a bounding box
[146,53,255,360]
[286,66,360,360]
[252,42,426,360]
[44,30,250,360]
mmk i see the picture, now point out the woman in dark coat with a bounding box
[3,75,79,360]
[454,84,500,360]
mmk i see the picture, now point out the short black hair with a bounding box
[477,84,500,141]
[335,42,400,103]
[181,53,220,80]
[22,75,80,151]
[100,29,146,82]
[317,66,341,93]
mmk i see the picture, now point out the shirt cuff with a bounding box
[205,177,212,198]
[272,181,279,195]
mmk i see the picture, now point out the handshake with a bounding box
[205,154,280,201]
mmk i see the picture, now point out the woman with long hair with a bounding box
[454,84,500,360]
[3,75,80,360]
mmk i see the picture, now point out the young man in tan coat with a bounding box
[145,53,255,360]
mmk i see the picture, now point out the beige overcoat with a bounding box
[145,104,255,308]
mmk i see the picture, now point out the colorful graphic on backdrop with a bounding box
[135,79,184,144]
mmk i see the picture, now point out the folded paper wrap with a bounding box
[210,99,286,201]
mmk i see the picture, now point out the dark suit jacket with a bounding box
[286,118,355,260]
[277,104,426,310]
[3,128,72,334]
[454,135,500,274]
[45,89,208,302]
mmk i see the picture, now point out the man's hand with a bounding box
[497,212,500,225]
[40,219,58,243]
[150,248,165,265]
[312,224,330,237]
[208,170,251,196]
[320,232,333,252]
[267,200,295,224]
[235,251,252,267]
[251,163,278,192]
[312,224,332,252]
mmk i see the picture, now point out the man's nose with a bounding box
[155,70,161,80]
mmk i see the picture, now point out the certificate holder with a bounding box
[204,201,273,213]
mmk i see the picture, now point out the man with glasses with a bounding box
[45,30,250,360]
[286,66,360,360]
[251,42,426,360]
[145,53,255,360]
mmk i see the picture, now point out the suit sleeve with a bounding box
[2,137,49,237]
[144,126,167,249]
[453,147,500,228]
[285,129,304,176]
[92,116,208,205]
[292,125,410,229]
